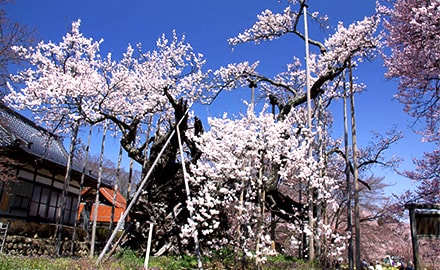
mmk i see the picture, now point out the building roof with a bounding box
[0,102,69,166]
[100,187,127,209]
[78,203,125,223]
[82,187,127,209]
[0,102,112,187]
[79,187,127,223]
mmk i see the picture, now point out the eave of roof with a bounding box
[100,187,126,208]
[81,187,126,207]
[0,102,112,187]
[0,102,69,166]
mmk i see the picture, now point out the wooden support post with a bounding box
[407,204,420,270]
[144,222,155,270]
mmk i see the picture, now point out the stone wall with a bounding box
[0,219,92,257]
[0,219,117,257]
[3,235,89,256]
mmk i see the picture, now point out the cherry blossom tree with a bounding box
[186,105,337,263]
[6,20,212,256]
[380,0,440,204]
[121,1,398,267]
[208,0,383,264]
[6,21,108,252]
[6,20,102,132]
[197,1,406,267]
[4,1,403,266]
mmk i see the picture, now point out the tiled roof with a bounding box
[78,187,127,223]
[0,102,69,166]
[0,102,114,187]
[81,187,127,209]
[100,187,127,209]
[78,203,125,223]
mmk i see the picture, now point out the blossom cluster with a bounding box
[7,20,209,137]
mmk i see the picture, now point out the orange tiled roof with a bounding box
[81,187,126,208]
[78,203,125,223]
[100,187,126,208]
[78,187,127,223]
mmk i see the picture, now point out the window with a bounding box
[29,185,41,216]
[48,192,59,221]
[63,195,78,224]
[11,195,29,211]
[37,187,50,218]
[29,181,79,225]
[30,185,58,222]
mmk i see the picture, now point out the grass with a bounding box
[0,249,315,270]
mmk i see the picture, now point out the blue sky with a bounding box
[5,0,435,196]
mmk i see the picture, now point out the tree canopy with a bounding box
[381,0,440,204]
